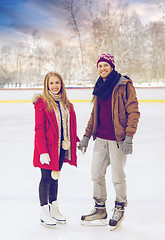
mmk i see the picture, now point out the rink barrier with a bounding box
[0,99,91,103]
[0,99,165,103]
[1,86,165,90]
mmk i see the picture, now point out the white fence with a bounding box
[0,87,165,102]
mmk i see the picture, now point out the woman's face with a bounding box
[48,76,61,94]
[97,61,113,81]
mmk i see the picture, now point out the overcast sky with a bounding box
[0,0,163,45]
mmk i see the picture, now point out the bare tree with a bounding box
[85,0,103,51]
[147,21,165,82]
[159,2,165,23]
[1,0,165,87]
[23,30,44,85]
[64,0,85,79]
[0,45,12,86]
[0,45,11,74]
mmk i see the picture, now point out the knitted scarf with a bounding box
[49,91,71,155]
[93,70,121,99]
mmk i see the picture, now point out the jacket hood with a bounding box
[32,93,42,104]
[117,75,133,86]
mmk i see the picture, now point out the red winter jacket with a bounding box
[33,97,79,171]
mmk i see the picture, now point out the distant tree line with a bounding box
[0,0,165,87]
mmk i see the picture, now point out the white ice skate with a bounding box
[50,201,66,224]
[40,204,56,228]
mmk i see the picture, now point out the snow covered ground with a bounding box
[0,88,165,240]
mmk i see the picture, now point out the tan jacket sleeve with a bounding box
[84,95,100,139]
[84,107,94,139]
[124,82,140,138]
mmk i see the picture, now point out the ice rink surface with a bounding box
[0,88,165,240]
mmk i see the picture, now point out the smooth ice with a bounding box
[0,88,165,240]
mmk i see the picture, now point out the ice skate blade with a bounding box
[109,218,123,231]
[40,220,56,228]
[55,219,66,224]
[110,224,120,231]
[81,219,108,226]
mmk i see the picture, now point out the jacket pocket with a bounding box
[119,111,127,127]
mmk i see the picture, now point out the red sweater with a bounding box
[97,95,116,140]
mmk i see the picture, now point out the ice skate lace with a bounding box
[111,207,124,221]
[56,207,63,217]
[90,206,105,215]
[90,208,97,215]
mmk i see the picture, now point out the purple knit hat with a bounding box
[97,54,115,69]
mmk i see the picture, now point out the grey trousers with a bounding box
[91,137,127,204]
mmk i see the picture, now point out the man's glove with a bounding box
[40,153,51,165]
[78,136,89,154]
[122,136,133,155]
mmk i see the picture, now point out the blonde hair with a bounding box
[42,72,70,111]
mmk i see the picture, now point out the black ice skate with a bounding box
[81,202,108,226]
[109,201,125,231]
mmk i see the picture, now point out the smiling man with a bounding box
[78,53,140,230]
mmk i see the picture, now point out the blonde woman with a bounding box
[33,72,79,227]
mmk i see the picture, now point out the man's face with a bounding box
[97,61,113,80]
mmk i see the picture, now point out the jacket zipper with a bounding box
[112,88,119,149]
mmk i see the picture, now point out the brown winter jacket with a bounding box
[84,76,140,142]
